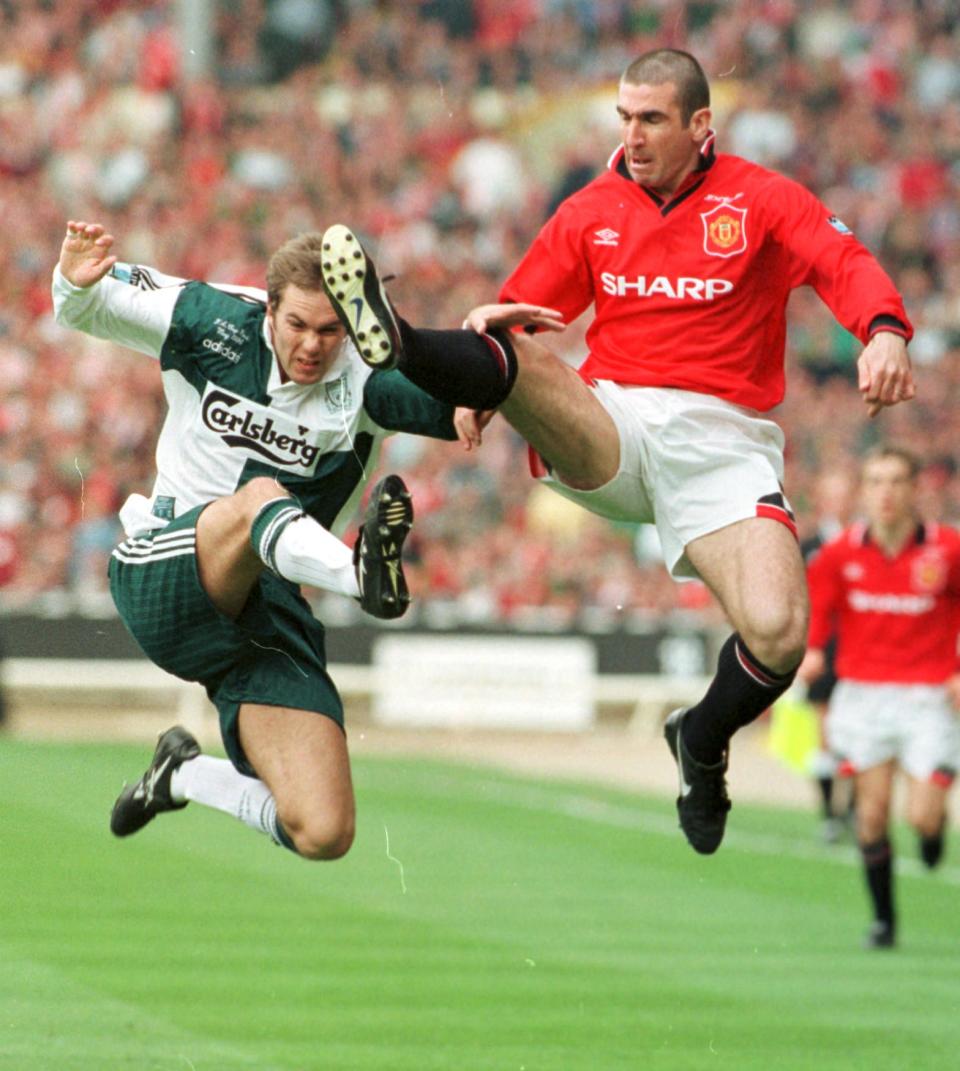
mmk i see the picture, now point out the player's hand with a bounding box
[59,221,117,288]
[946,673,960,712]
[462,303,566,334]
[453,407,496,451]
[857,331,915,418]
[796,647,825,685]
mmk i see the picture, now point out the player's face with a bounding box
[617,80,711,196]
[861,456,916,530]
[267,284,346,385]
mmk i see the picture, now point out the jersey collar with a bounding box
[862,521,927,551]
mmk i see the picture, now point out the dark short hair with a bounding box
[266,232,327,308]
[862,445,921,478]
[621,49,710,126]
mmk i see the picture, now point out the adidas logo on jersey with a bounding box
[600,273,735,301]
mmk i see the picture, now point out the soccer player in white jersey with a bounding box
[54,221,473,862]
[800,447,960,948]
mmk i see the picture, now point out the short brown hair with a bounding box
[621,49,710,126]
[862,445,921,478]
[266,232,327,308]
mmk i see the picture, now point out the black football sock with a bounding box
[920,829,945,869]
[681,633,799,765]
[818,776,835,819]
[396,319,517,410]
[861,836,895,928]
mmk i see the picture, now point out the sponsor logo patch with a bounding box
[827,215,852,235]
[848,589,935,615]
[701,203,748,258]
[599,272,734,300]
[200,386,321,471]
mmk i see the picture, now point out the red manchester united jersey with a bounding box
[807,522,960,684]
[500,137,912,411]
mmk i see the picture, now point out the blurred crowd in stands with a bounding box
[2,0,959,629]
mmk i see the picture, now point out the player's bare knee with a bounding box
[235,476,290,513]
[283,810,355,861]
[908,807,945,839]
[856,802,889,842]
[740,602,808,673]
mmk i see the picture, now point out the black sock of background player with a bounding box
[861,836,895,929]
[396,319,517,411]
[681,633,798,765]
[920,831,945,869]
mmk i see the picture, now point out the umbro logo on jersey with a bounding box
[201,387,321,470]
[593,228,620,246]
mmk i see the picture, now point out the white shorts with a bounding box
[540,382,792,579]
[826,680,960,781]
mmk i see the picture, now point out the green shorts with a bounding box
[108,504,344,776]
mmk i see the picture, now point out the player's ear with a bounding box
[690,107,712,141]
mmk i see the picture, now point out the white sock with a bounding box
[171,755,283,843]
[272,514,360,597]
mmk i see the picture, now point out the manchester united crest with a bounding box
[911,550,948,594]
[701,203,748,258]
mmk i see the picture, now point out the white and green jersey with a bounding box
[52,263,455,537]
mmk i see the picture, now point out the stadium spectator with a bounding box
[319,47,915,858]
[800,447,960,949]
[52,219,471,862]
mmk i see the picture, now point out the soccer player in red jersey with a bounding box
[320,48,915,855]
[800,448,960,949]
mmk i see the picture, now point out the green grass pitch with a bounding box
[2,737,958,1071]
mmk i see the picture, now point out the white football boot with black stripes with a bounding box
[320,224,402,370]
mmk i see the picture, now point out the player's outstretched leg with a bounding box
[321,223,518,411]
[110,725,201,837]
[321,224,401,370]
[354,474,413,620]
[664,707,732,854]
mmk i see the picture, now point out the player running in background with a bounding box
[53,221,470,862]
[318,47,915,855]
[801,469,858,842]
[799,447,960,949]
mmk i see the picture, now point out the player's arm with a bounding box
[53,220,181,358]
[946,673,960,712]
[803,538,844,679]
[770,184,915,417]
[797,646,826,686]
[498,202,596,326]
[362,369,459,441]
